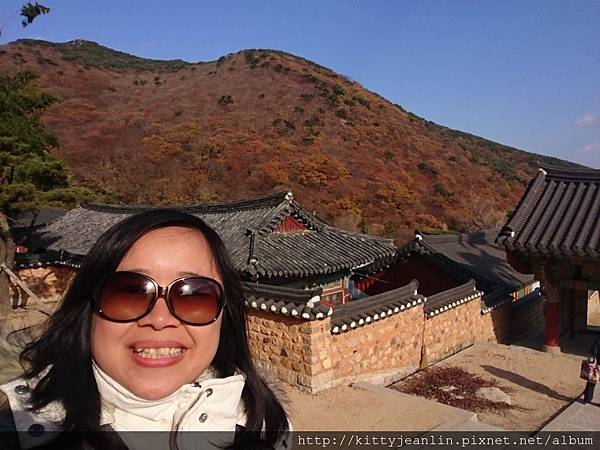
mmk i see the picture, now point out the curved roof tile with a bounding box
[25,191,396,280]
[331,280,425,334]
[499,166,600,258]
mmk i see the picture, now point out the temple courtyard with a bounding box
[285,341,587,432]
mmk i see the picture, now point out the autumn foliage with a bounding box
[0,40,581,241]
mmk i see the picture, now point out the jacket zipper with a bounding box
[168,383,204,450]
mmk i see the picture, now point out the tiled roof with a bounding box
[330,280,425,334]
[242,282,332,320]
[424,279,482,317]
[478,287,514,314]
[10,207,68,246]
[412,229,535,311]
[23,192,396,281]
[415,229,533,291]
[11,207,67,229]
[499,166,600,258]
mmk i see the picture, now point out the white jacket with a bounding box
[1,365,292,450]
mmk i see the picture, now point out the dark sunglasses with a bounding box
[92,271,225,326]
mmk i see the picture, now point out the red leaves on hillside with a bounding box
[0,41,556,241]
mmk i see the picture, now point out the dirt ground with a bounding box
[285,342,585,432]
[415,343,582,430]
[282,382,466,431]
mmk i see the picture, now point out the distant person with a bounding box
[583,335,600,403]
[0,210,290,449]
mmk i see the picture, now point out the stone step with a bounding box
[433,413,506,431]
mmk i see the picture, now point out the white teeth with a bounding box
[132,347,184,359]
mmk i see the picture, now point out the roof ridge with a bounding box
[539,164,600,182]
[417,228,502,244]
[242,282,322,302]
[82,191,292,214]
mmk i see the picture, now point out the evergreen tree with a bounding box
[0,70,111,214]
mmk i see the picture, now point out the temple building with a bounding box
[498,165,600,352]
[13,191,396,306]
[350,227,542,343]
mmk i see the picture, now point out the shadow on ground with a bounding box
[480,365,574,402]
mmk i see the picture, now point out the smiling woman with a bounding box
[0,210,290,450]
[90,226,225,402]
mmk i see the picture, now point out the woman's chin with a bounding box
[131,384,180,401]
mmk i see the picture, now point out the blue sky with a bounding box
[2,0,599,168]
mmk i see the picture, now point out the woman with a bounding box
[583,335,600,404]
[0,210,290,449]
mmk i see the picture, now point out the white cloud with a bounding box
[576,113,600,127]
[580,143,600,154]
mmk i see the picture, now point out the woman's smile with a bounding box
[129,339,188,366]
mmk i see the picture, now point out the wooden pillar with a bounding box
[543,300,560,352]
[538,263,561,353]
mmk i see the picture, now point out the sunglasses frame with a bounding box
[92,271,225,326]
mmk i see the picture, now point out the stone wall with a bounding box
[476,304,512,344]
[330,304,424,386]
[248,305,426,392]
[512,296,544,337]
[422,299,480,367]
[247,293,520,393]
[246,310,334,392]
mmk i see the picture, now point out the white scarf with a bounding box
[92,362,246,450]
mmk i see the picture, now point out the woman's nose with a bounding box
[137,297,180,329]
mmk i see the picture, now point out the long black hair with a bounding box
[20,209,289,448]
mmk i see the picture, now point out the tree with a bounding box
[20,2,50,27]
[0,70,110,215]
[0,2,50,38]
[0,3,50,315]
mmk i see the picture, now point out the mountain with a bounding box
[0,39,582,242]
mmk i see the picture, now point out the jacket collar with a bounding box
[93,361,246,431]
[2,365,247,449]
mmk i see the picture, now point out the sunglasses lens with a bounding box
[170,278,223,325]
[97,272,155,321]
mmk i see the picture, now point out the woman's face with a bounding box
[90,226,223,400]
